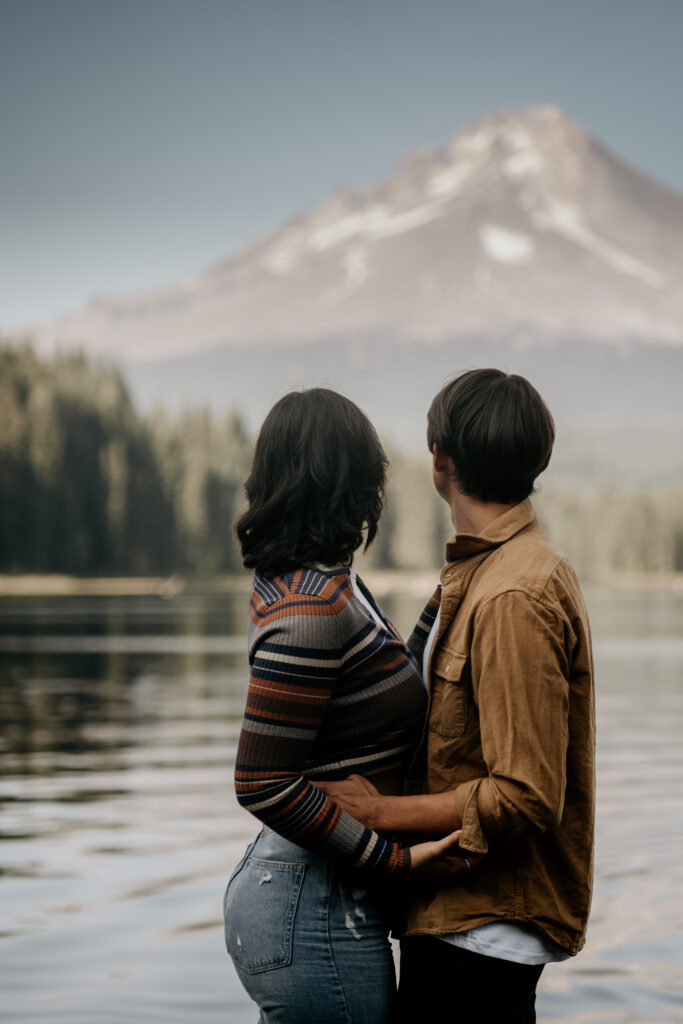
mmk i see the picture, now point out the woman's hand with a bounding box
[317,774,380,829]
[409,830,484,879]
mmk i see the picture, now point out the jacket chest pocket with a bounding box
[430,648,470,739]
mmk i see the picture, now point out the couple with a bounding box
[223,369,595,1023]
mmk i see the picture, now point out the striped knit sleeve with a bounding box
[234,592,411,877]
[407,585,441,662]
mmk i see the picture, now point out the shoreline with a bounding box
[0,574,249,598]
[1,570,682,598]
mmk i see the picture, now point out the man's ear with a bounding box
[432,444,450,474]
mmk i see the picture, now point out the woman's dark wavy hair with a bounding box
[235,388,388,575]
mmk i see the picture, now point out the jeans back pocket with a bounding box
[224,856,306,974]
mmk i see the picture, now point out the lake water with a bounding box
[1,581,682,1023]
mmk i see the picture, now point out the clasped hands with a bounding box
[318,773,484,879]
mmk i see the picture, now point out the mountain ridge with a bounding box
[28,105,683,362]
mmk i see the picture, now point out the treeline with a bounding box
[535,486,683,580]
[2,340,683,580]
[376,461,683,581]
[0,342,250,574]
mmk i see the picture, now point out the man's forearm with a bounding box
[371,790,463,838]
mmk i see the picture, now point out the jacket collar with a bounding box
[444,498,536,563]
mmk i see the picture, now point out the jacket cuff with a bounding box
[453,780,489,855]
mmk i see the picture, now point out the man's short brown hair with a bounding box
[427,369,555,503]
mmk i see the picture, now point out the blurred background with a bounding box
[1,2,683,1022]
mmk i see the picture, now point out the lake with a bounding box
[1,580,682,1023]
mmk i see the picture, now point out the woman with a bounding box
[223,388,462,1024]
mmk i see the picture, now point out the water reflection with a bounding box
[1,584,682,1022]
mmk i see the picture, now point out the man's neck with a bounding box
[450,490,517,536]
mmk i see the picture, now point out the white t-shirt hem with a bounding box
[436,925,571,965]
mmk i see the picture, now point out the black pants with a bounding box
[395,936,544,1023]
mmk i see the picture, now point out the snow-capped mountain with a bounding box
[31,105,683,362]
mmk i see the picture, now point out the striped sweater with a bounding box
[234,565,427,876]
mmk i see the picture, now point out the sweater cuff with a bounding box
[392,844,411,873]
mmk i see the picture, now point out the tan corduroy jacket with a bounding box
[401,499,595,955]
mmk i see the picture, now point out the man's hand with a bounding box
[409,830,485,880]
[317,774,380,829]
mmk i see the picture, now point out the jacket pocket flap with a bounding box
[432,648,468,682]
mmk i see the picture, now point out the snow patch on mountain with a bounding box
[309,200,443,249]
[529,197,664,287]
[504,150,545,178]
[323,246,370,306]
[264,239,298,275]
[458,126,496,154]
[480,225,535,264]
[429,161,478,197]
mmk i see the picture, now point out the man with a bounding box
[322,369,595,1023]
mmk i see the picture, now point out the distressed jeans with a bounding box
[224,827,396,1024]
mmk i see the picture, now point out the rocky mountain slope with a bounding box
[23,107,683,480]
[31,105,683,362]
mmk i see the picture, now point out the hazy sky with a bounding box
[2,0,682,327]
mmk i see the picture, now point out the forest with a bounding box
[0,341,249,575]
[1,339,682,581]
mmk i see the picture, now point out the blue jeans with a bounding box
[224,828,397,1023]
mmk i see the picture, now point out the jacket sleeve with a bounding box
[453,590,571,855]
[234,596,410,876]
